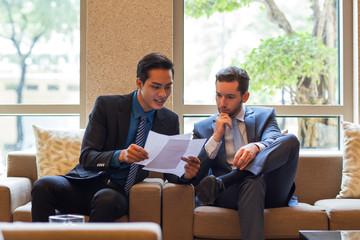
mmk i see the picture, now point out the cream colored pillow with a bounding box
[33,125,85,178]
[337,121,360,198]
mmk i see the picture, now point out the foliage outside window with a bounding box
[182,0,342,149]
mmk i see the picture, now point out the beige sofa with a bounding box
[0,151,163,224]
[2,152,360,240]
[162,153,360,240]
[0,222,162,240]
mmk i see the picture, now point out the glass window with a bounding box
[183,0,338,106]
[0,0,83,169]
[183,116,210,134]
[175,0,354,151]
[0,0,80,104]
[277,116,340,150]
[0,115,80,160]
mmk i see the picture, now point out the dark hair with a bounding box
[215,66,250,94]
[137,53,174,83]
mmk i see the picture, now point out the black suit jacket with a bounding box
[66,91,180,184]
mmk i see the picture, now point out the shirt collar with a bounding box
[132,90,155,123]
[233,105,246,122]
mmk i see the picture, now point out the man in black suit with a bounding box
[31,53,200,222]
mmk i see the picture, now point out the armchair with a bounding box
[0,151,163,223]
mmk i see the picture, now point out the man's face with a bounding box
[136,69,173,112]
[215,80,249,117]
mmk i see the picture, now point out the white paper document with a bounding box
[136,131,206,177]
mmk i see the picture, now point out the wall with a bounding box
[86,0,173,116]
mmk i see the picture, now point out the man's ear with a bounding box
[242,92,250,103]
[136,78,143,89]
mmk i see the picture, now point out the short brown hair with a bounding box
[215,66,250,94]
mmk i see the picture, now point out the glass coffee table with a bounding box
[299,230,360,240]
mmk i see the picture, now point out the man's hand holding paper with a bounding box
[119,144,149,163]
[181,156,201,179]
[136,131,206,177]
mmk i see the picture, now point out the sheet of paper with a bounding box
[153,138,206,177]
[137,131,191,166]
[145,139,189,169]
[136,131,206,177]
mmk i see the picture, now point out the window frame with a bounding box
[173,0,358,150]
[0,0,87,129]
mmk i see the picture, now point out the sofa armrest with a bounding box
[7,151,37,184]
[0,177,32,222]
[162,183,194,240]
[129,178,164,225]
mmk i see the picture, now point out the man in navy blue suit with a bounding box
[31,53,200,222]
[192,66,299,240]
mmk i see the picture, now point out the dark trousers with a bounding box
[31,176,128,222]
[214,134,300,240]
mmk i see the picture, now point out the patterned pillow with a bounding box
[33,125,85,178]
[337,121,360,198]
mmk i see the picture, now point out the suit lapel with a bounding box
[117,92,134,148]
[245,107,256,143]
[152,109,166,132]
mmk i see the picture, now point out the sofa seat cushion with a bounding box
[193,203,328,239]
[315,199,360,230]
[13,202,32,222]
[13,202,128,223]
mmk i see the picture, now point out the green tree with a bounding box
[185,0,337,148]
[0,0,79,150]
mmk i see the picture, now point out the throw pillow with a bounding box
[337,121,360,198]
[33,125,85,178]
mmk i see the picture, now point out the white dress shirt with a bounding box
[205,106,265,165]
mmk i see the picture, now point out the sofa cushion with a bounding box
[315,199,360,230]
[337,121,360,198]
[13,202,128,223]
[0,222,161,240]
[13,202,32,222]
[294,154,342,204]
[33,125,85,178]
[193,203,328,239]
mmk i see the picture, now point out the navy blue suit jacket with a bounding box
[192,106,281,185]
[66,91,180,183]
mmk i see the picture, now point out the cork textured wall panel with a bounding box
[87,0,173,116]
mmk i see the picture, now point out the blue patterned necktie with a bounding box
[124,114,147,194]
[232,118,245,151]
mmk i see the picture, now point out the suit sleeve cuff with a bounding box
[177,175,193,184]
[110,150,121,167]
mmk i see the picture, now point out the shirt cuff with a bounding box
[254,142,266,151]
[205,136,222,159]
[110,150,121,168]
